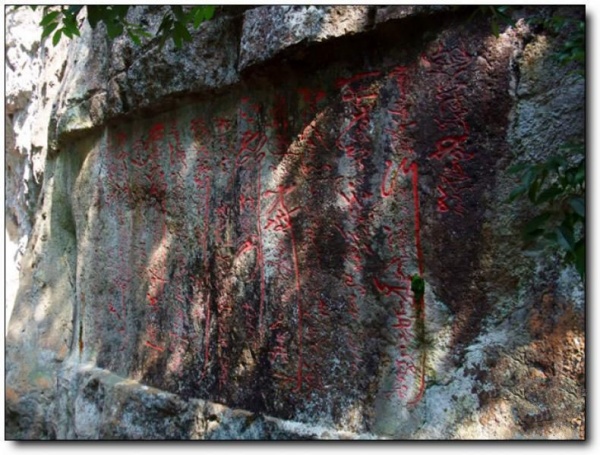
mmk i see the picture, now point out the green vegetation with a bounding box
[508,145,585,281]
[411,274,428,350]
[537,14,585,74]
[32,5,216,48]
[411,275,425,302]
[508,14,585,281]
[470,5,515,37]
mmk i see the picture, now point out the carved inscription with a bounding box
[424,42,475,216]
[85,40,487,420]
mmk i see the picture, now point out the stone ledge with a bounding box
[51,5,456,148]
[55,364,375,440]
[50,9,241,152]
[239,5,371,71]
[375,5,453,24]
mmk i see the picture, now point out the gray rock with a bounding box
[5,5,585,440]
[239,6,371,71]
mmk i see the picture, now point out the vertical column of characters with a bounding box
[190,118,213,265]
[262,89,323,393]
[164,244,196,378]
[294,88,337,391]
[165,118,189,222]
[262,182,305,392]
[423,42,475,216]
[213,207,233,392]
[233,104,268,346]
[144,234,169,355]
[113,131,133,357]
[334,72,381,377]
[141,123,170,356]
[190,117,215,378]
[269,94,291,159]
[157,118,195,379]
[129,133,153,366]
[296,88,333,187]
[148,124,169,213]
[96,131,133,361]
[260,94,298,393]
[212,99,266,391]
[102,131,131,208]
[377,66,424,405]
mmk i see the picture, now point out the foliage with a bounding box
[32,5,216,48]
[507,14,585,282]
[543,15,585,76]
[410,275,430,350]
[411,275,425,301]
[469,5,516,38]
[507,143,585,280]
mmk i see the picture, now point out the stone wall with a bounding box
[5,5,585,439]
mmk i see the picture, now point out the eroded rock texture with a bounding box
[5,5,585,439]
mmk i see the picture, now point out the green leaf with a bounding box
[172,5,186,22]
[545,155,566,172]
[174,21,192,42]
[575,166,585,185]
[129,26,152,39]
[491,19,500,38]
[411,275,425,300]
[42,21,59,39]
[523,168,536,189]
[497,10,516,27]
[52,29,63,46]
[507,163,529,175]
[193,6,216,28]
[507,185,527,202]
[569,197,585,217]
[62,13,79,31]
[127,28,141,46]
[555,224,575,252]
[193,9,205,29]
[527,178,541,203]
[204,6,216,19]
[106,20,124,39]
[87,6,103,28]
[113,5,130,19]
[523,228,545,243]
[173,31,183,49]
[524,212,552,234]
[535,186,562,204]
[40,11,60,27]
[574,239,585,279]
[522,248,545,258]
[158,15,173,35]
[67,5,83,17]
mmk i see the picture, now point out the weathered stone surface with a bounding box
[239,6,372,71]
[5,7,70,329]
[49,7,241,152]
[6,5,585,440]
[49,363,376,439]
[123,14,241,111]
[375,5,452,24]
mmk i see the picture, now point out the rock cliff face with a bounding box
[5,6,585,439]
